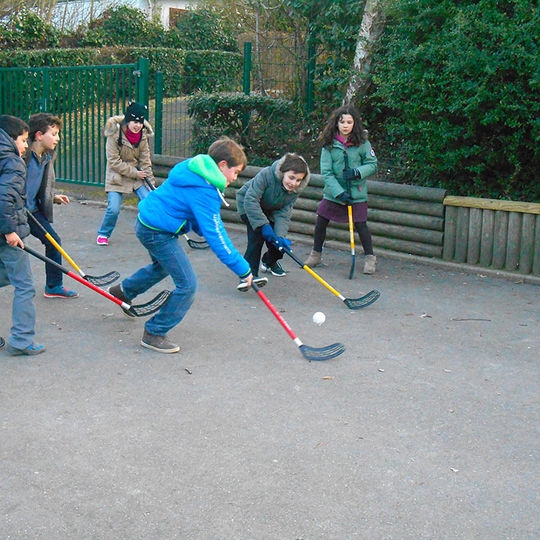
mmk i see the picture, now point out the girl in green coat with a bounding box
[305,105,378,274]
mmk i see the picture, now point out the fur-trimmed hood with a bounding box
[104,115,154,138]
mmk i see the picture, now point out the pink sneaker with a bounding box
[97,235,109,246]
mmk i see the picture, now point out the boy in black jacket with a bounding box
[0,115,45,355]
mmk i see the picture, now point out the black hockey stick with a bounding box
[282,246,380,309]
[252,281,345,361]
[22,245,170,317]
[143,178,209,250]
[26,210,119,287]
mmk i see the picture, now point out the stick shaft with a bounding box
[23,245,124,307]
[26,211,83,274]
[254,287,297,341]
[347,205,355,254]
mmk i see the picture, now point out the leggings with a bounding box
[313,215,373,255]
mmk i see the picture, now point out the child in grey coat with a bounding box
[236,153,309,289]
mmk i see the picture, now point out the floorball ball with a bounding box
[312,312,326,325]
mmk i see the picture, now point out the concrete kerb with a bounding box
[78,197,540,288]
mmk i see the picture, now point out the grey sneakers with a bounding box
[141,329,180,354]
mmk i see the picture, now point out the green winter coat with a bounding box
[320,138,377,204]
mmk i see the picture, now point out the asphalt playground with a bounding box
[1,199,539,539]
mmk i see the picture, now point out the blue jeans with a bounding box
[122,220,197,336]
[97,185,150,238]
[0,244,36,349]
[28,210,63,288]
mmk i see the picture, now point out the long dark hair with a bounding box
[319,105,364,148]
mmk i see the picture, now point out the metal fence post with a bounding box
[136,57,150,105]
[242,42,252,133]
[154,71,163,155]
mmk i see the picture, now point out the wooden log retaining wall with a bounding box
[152,155,539,277]
[443,196,540,276]
[152,155,447,260]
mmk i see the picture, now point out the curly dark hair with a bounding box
[319,105,364,148]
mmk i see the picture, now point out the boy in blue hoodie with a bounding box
[109,137,256,353]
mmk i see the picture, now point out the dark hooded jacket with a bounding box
[236,154,311,237]
[0,128,29,244]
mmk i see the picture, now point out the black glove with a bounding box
[343,167,361,181]
[337,191,353,204]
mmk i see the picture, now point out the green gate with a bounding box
[0,58,149,186]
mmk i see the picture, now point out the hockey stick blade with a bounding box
[348,255,356,280]
[127,290,172,317]
[343,289,380,310]
[299,342,345,362]
[281,246,379,310]
[84,270,120,287]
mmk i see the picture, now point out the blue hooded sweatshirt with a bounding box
[138,155,251,278]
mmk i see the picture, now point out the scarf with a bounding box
[124,127,142,146]
[335,134,354,148]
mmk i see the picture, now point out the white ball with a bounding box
[312,311,326,325]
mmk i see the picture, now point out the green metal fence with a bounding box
[0,58,149,185]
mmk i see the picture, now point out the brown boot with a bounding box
[141,329,180,353]
[305,249,322,267]
[363,254,377,274]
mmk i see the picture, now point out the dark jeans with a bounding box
[28,210,63,288]
[313,215,373,255]
[240,215,283,276]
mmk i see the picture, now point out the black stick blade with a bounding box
[186,239,210,250]
[344,289,380,310]
[299,342,345,361]
[129,290,172,317]
[85,270,120,287]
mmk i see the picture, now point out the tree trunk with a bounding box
[343,0,386,105]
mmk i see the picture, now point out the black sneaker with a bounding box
[0,336,5,349]
[237,276,268,292]
[141,329,180,353]
[109,284,136,318]
[261,260,286,277]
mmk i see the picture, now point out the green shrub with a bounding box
[365,0,539,201]
[183,50,242,93]
[173,8,237,52]
[187,92,294,164]
[0,47,187,97]
[0,9,61,49]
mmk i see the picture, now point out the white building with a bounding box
[53,0,196,30]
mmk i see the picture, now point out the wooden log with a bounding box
[505,212,522,271]
[443,206,457,261]
[519,213,536,275]
[369,195,445,217]
[369,221,443,245]
[444,195,540,215]
[467,207,482,265]
[492,210,508,269]
[367,180,447,202]
[455,207,470,263]
[533,215,540,276]
[152,164,174,178]
[368,208,444,231]
[152,154,184,168]
[479,210,495,267]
